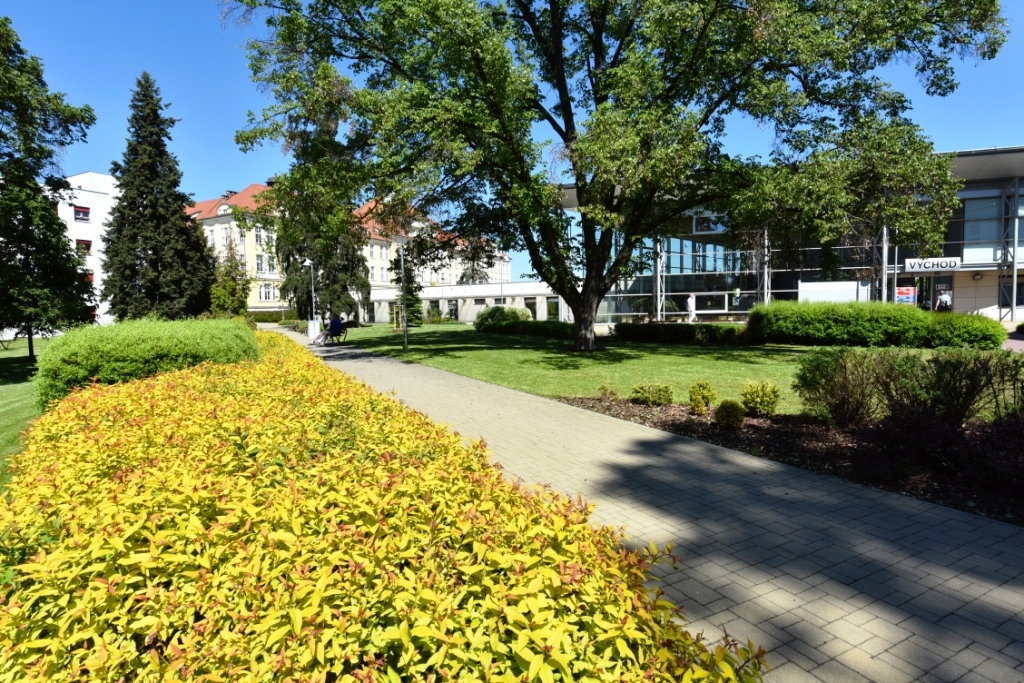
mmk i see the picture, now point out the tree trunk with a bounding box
[27,324,34,362]
[570,294,599,352]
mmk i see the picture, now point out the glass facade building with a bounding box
[580,147,1024,324]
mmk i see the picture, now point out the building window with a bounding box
[547,297,559,320]
[370,266,376,281]
[380,265,388,283]
[255,226,262,244]
[474,298,486,305]
[222,227,231,247]
[73,206,90,222]
[366,304,376,323]
[208,229,215,246]
[259,283,278,301]
[963,198,1002,263]
[268,256,276,274]
[525,297,537,319]
[75,239,92,254]
[494,297,507,305]
[256,255,264,273]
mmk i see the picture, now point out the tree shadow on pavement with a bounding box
[593,428,1024,678]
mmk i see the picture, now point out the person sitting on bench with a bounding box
[314,314,343,346]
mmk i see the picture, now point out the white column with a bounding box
[654,240,664,321]
[881,225,889,303]
[1013,210,1020,323]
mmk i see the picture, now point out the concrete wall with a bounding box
[953,270,1001,318]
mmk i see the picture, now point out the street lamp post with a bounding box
[399,245,409,353]
[302,258,317,339]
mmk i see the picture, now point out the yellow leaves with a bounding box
[0,332,768,683]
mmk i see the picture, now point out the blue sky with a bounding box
[7,1,1024,280]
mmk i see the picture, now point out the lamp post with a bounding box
[399,245,409,353]
[302,258,317,339]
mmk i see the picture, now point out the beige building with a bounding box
[357,202,512,290]
[189,184,284,313]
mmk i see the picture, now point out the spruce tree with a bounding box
[0,17,96,360]
[102,72,214,320]
[209,240,252,315]
[391,253,423,327]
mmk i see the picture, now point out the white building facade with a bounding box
[58,171,119,324]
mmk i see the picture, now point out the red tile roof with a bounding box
[187,184,269,221]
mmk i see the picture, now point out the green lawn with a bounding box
[342,324,809,413]
[0,338,48,488]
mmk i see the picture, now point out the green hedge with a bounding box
[747,301,1006,349]
[250,309,299,323]
[614,322,745,345]
[477,319,575,339]
[35,319,260,409]
[929,313,1009,349]
[473,305,532,331]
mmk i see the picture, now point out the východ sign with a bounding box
[905,257,962,273]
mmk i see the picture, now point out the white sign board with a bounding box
[905,257,961,273]
[798,280,872,303]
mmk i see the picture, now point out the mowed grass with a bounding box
[342,324,809,413]
[0,338,48,488]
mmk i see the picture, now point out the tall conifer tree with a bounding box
[102,73,213,320]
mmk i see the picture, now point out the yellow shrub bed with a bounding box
[0,332,766,682]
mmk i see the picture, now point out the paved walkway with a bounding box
[1005,332,1024,353]
[271,327,1024,683]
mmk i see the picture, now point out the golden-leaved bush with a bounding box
[0,333,766,682]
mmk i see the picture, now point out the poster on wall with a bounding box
[895,286,917,306]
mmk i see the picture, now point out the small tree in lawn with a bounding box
[0,17,96,360]
[391,253,423,327]
[102,72,214,320]
[210,240,252,315]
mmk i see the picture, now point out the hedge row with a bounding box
[250,309,300,323]
[615,322,745,345]
[34,319,260,409]
[478,319,576,339]
[473,305,532,331]
[0,333,766,682]
[747,301,1006,349]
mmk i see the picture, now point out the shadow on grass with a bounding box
[0,355,37,387]
[343,326,805,369]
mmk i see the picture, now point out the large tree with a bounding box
[233,0,1005,349]
[237,63,371,322]
[0,17,96,360]
[102,73,214,320]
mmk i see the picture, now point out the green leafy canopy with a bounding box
[0,17,97,358]
[230,0,1005,349]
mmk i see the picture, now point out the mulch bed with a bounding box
[559,397,1024,526]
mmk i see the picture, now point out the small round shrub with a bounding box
[473,305,532,331]
[689,380,718,416]
[929,313,1007,350]
[741,380,781,417]
[629,383,673,406]
[714,399,747,429]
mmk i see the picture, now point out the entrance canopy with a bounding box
[949,146,1024,182]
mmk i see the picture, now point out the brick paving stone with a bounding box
[268,327,1024,683]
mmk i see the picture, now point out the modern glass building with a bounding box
[561,146,1024,325]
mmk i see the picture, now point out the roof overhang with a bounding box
[947,146,1024,182]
